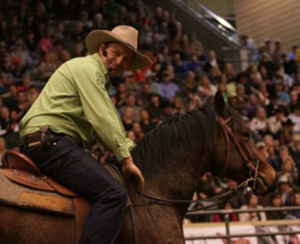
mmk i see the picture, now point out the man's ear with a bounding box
[98,43,105,54]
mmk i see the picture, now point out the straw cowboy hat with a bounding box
[85,25,152,70]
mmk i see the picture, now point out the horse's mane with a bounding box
[132,104,219,177]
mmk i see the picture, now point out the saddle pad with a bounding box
[0,172,75,216]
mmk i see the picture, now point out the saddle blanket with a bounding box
[0,171,76,216]
[0,163,130,215]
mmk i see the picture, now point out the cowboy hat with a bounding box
[85,25,152,70]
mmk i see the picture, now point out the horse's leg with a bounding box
[0,204,75,244]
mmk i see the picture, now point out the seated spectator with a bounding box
[274,64,294,91]
[249,106,269,138]
[279,119,295,147]
[197,74,217,103]
[12,90,30,122]
[212,201,239,222]
[11,57,27,83]
[27,86,41,106]
[120,94,142,122]
[263,134,281,171]
[173,96,186,115]
[267,106,287,138]
[139,109,156,133]
[288,190,300,219]
[239,192,267,221]
[288,103,300,133]
[273,75,291,107]
[290,133,300,172]
[288,90,299,113]
[143,70,162,97]
[17,72,31,92]
[245,93,259,120]
[10,40,32,69]
[186,53,204,73]
[171,51,188,80]
[38,52,59,81]
[148,93,163,124]
[186,31,204,59]
[0,72,9,95]
[135,83,152,108]
[115,82,128,108]
[256,83,270,106]
[204,50,223,74]
[277,177,295,206]
[266,192,288,220]
[159,70,180,103]
[132,122,144,142]
[120,107,134,131]
[122,71,141,96]
[246,63,262,85]
[222,62,237,83]
[2,84,18,112]
[208,66,221,85]
[258,52,275,79]
[278,157,298,186]
[161,101,175,121]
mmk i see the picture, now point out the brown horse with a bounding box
[0,91,276,244]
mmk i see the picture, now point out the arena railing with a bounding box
[184,206,300,243]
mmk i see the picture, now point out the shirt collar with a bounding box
[91,53,112,91]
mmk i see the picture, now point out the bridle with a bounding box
[139,114,261,205]
[134,113,261,243]
[216,115,260,190]
[138,114,261,205]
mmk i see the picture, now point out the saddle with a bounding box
[0,150,127,242]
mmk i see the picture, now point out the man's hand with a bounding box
[122,157,144,191]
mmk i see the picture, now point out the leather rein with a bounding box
[134,114,261,243]
[138,115,260,209]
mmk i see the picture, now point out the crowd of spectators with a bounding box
[1,0,300,223]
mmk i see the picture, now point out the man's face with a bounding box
[101,42,134,77]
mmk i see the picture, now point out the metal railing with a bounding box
[175,0,239,46]
[185,206,300,243]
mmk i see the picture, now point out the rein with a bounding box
[138,176,255,210]
[138,114,260,208]
[136,113,261,243]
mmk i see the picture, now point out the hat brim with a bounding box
[85,30,152,71]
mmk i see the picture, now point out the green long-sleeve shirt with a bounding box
[20,53,134,161]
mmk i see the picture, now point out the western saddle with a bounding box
[0,150,90,242]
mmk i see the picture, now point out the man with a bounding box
[19,25,151,243]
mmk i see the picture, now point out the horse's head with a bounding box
[211,91,276,195]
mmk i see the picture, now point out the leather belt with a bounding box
[20,126,58,148]
[20,131,43,147]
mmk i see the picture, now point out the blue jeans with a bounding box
[20,133,127,244]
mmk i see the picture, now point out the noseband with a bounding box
[216,115,260,190]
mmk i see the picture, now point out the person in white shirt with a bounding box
[267,106,287,136]
[288,104,300,133]
[239,192,267,221]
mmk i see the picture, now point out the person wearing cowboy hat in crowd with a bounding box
[19,25,152,243]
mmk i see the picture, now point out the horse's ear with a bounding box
[214,91,229,118]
